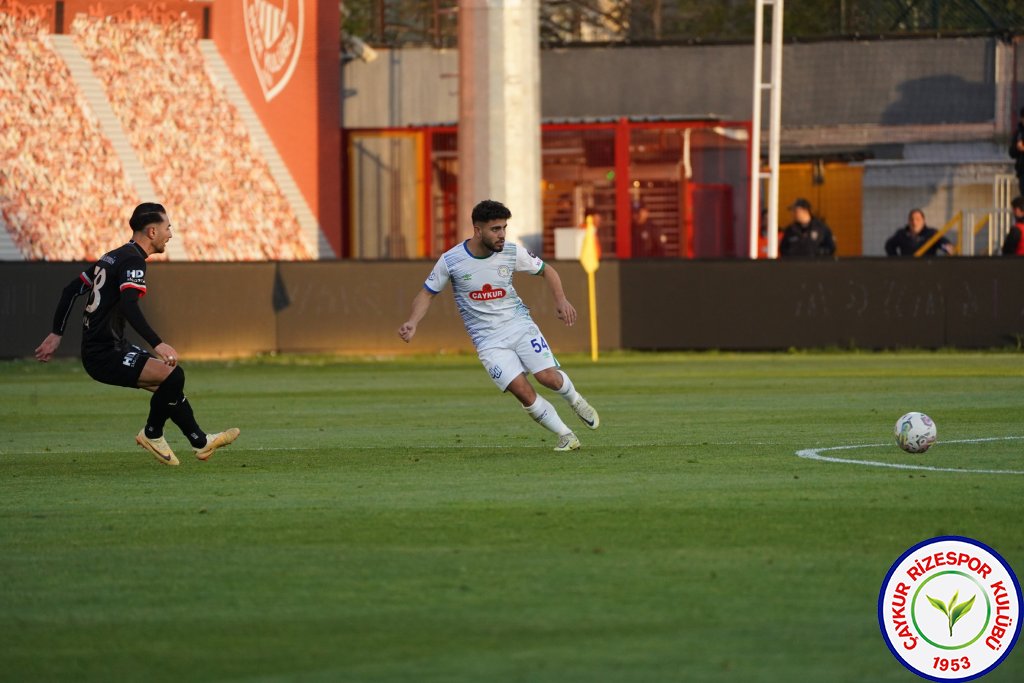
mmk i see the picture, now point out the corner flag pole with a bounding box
[586,270,598,362]
[580,216,600,362]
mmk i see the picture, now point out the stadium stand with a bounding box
[71,8,311,260]
[0,0,139,261]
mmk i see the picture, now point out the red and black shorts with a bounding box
[81,343,151,388]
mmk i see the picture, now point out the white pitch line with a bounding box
[795,437,1024,475]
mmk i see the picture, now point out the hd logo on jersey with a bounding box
[243,0,304,101]
[469,284,507,301]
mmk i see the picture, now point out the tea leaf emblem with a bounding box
[927,590,976,637]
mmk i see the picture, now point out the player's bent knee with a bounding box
[533,368,562,389]
[505,374,537,406]
[160,365,185,393]
[137,358,178,390]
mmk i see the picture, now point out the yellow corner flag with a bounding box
[580,217,600,361]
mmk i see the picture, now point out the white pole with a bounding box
[766,0,784,259]
[748,1,765,259]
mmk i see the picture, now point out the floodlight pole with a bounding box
[749,0,784,259]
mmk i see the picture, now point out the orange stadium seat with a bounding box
[0,0,139,261]
[0,1,311,261]
[71,10,311,261]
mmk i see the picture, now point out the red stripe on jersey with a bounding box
[120,282,147,297]
[80,272,92,286]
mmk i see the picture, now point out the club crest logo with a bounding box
[242,0,304,101]
[879,536,1021,681]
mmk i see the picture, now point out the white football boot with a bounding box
[571,396,600,430]
[554,432,581,452]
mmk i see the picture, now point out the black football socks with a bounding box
[169,397,207,449]
[144,366,185,439]
[144,367,206,448]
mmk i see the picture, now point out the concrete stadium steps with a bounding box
[199,40,334,259]
[0,214,24,260]
[48,35,189,261]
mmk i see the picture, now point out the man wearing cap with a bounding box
[1010,108,1024,197]
[779,198,836,258]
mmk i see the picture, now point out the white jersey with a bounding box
[424,240,546,349]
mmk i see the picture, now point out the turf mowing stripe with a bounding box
[1,441,790,456]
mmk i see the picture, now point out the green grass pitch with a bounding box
[1,352,1021,682]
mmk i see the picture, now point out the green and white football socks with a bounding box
[524,396,573,439]
[555,370,580,404]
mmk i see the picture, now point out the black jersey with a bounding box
[80,242,152,351]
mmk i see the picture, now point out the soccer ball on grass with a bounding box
[894,412,937,453]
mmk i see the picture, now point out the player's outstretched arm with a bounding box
[541,265,577,326]
[399,289,436,342]
[37,275,90,362]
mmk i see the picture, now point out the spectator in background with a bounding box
[1010,108,1024,198]
[1001,196,1024,256]
[779,198,836,259]
[885,209,953,257]
[631,204,663,258]
[551,193,574,228]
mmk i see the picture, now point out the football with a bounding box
[894,412,937,453]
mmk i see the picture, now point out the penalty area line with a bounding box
[795,436,1024,475]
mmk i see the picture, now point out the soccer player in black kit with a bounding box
[34,203,239,466]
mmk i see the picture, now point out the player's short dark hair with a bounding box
[129,203,167,232]
[471,200,511,225]
[908,208,925,220]
[1013,196,1024,212]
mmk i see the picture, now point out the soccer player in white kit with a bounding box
[398,200,600,451]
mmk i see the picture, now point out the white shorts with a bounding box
[478,325,560,391]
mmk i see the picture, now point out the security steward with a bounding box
[779,198,836,258]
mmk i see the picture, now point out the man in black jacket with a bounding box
[1001,196,1024,256]
[779,198,836,258]
[885,209,953,257]
[1010,108,1024,197]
